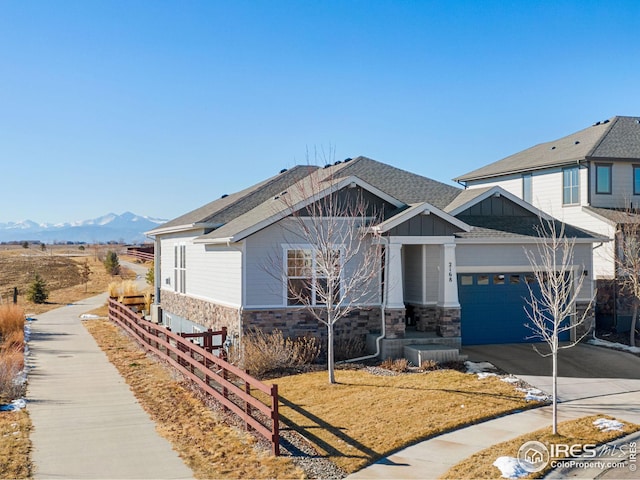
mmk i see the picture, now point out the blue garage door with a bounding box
[458,273,570,345]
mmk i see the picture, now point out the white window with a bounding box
[174,243,186,293]
[285,247,341,306]
[522,173,532,203]
[563,167,579,205]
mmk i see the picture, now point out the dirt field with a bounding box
[0,244,139,314]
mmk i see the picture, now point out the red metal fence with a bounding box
[108,297,280,455]
[126,249,154,262]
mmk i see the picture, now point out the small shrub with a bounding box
[380,357,410,373]
[108,280,141,298]
[146,262,154,286]
[239,329,320,378]
[104,251,121,275]
[26,274,49,304]
[0,305,25,340]
[0,348,24,402]
[334,336,366,361]
[420,359,440,371]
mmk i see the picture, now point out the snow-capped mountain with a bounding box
[0,212,167,244]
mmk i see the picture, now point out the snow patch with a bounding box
[0,399,26,411]
[517,387,549,402]
[593,418,624,432]
[588,337,640,354]
[501,375,520,384]
[477,371,498,379]
[80,314,100,320]
[465,361,496,374]
[493,456,529,478]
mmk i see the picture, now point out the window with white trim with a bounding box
[286,248,341,306]
[562,166,579,205]
[174,243,186,293]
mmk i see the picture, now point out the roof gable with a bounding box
[373,202,471,236]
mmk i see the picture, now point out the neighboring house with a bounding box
[147,156,600,357]
[455,115,640,329]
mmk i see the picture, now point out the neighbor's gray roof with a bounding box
[455,216,600,240]
[455,116,640,182]
[584,206,640,225]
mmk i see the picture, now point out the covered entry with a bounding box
[458,272,570,345]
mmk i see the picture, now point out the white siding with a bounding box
[467,166,589,218]
[158,229,242,307]
[590,161,640,209]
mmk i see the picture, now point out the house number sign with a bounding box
[448,262,453,282]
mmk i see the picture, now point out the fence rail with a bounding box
[108,298,280,455]
[126,249,154,262]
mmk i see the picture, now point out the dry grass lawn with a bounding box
[441,415,640,479]
[84,319,304,479]
[0,410,31,479]
[274,368,539,473]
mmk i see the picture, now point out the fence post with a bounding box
[271,384,280,456]
[245,377,252,431]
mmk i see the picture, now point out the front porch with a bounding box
[366,328,463,361]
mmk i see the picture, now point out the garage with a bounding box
[458,272,570,345]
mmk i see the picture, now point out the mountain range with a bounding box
[0,212,167,244]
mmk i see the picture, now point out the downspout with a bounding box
[341,235,388,363]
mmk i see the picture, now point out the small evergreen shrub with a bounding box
[103,251,121,275]
[26,274,49,304]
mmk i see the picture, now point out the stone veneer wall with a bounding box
[409,304,438,332]
[436,307,461,337]
[242,307,383,343]
[384,308,406,338]
[407,303,460,338]
[161,291,240,337]
[575,301,595,340]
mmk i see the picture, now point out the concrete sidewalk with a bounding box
[348,393,640,479]
[27,292,193,479]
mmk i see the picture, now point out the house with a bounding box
[147,157,600,358]
[455,115,640,330]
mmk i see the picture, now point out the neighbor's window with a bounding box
[174,243,186,294]
[286,248,341,306]
[634,165,640,195]
[563,166,580,205]
[522,173,532,203]
[595,164,612,194]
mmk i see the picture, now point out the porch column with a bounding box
[438,243,459,308]
[386,242,404,308]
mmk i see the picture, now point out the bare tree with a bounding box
[613,210,640,347]
[524,218,592,434]
[271,166,383,384]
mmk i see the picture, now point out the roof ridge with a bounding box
[586,116,619,158]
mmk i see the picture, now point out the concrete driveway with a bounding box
[461,342,640,401]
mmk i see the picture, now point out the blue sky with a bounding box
[2,0,640,224]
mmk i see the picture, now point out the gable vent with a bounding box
[575,141,580,144]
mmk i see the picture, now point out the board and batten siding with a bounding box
[243,217,381,308]
[159,231,242,307]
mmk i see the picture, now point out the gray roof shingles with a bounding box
[455,116,640,182]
